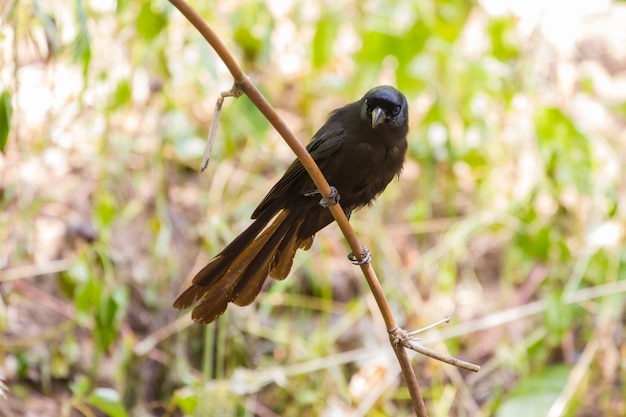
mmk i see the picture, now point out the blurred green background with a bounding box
[1,0,626,416]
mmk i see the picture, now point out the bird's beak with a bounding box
[371,107,385,129]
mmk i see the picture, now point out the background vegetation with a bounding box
[1,0,626,416]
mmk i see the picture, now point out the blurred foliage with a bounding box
[535,106,593,194]
[1,0,626,416]
[495,365,571,417]
[0,90,11,153]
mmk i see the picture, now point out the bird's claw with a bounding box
[348,246,371,265]
[319,186,340,208]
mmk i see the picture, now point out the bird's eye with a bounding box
[391,105,401,116]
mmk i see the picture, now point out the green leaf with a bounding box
[230,1,273,62]
[93,191,117,229]
[312,14,339,68]
[88,388,130,417]
[174,388,199,414]
[534,107,593,193]
[73,0,91,77]
[432,0,472,43]
[357,31,401,64]
[70,375,91,397]
[137,2,168,41]
[94,287,128,352]
[0,90,11,153]
[74,277,102,325]
[487,16,520,61]
[111,79,132,109]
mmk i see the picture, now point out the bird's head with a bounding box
[360,86,408,130]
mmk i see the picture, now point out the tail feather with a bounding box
[181,212,288,323]
[232,212,297,306]
[230,210,295,306]
[270,229,313,281]
[173,206,278,311]
[174,207,313,323]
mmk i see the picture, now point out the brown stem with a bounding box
[392,335,429,415]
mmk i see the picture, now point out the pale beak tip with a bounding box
[371,107,385,128]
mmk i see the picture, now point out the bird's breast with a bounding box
[322,139,404,210]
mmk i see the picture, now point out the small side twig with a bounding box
[405,340,480,373]
[200,95,223,171]
[408,316,451,336]
[200,85,245,171]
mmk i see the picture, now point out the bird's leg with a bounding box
[319,186,340,208]
[304,186,341,208]
[347,245,371,265]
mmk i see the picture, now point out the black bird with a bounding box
[174,85,409,323]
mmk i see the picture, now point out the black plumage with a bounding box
[174,85,409,323]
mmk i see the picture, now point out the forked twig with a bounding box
[168,1,479,414]
[389,325,480,372]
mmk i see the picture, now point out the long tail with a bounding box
[173,208,313,324]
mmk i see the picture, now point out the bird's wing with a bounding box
[251,125,346,219]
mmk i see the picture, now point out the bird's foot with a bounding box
[347,246,371,265]
[319,186,340,208]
